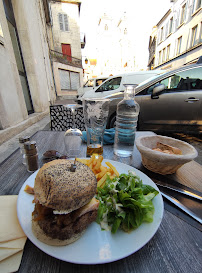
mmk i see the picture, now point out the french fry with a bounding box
[97,172,111,188]
[76,158,89,165]
[96,168,108,180]
[76,156,119,189]
[105,162,119,177]
[93,155,103,172]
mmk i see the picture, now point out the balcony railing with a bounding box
[50,50,82,68]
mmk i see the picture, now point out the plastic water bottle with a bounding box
[114,85,140,157]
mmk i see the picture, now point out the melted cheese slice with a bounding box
[53,197,99,216]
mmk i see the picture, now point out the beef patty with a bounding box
[32,203,97,240]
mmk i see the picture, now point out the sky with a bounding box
[80,0,171,70]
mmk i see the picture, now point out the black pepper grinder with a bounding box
[24,141,39,172]
[19,136,30,165]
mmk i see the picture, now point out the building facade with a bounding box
[148,0,202,70]
[49,0,84,98]
[83,12,135,80]
[0,0,84,137]
[0,0,55,136]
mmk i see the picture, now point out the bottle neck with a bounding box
[124,85,135,99]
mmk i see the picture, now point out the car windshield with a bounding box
[84,79,94,87]
[96,77,122,92]
[96,78,107,86]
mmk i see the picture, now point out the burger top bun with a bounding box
[34,159,97,211]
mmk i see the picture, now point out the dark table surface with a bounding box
[0,130,201,273]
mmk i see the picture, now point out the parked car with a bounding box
[77,70,164,102]
[106,60,202,134]
[77,76,108,97]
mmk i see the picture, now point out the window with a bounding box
[96,77,121,92]
[191,25,198,47]
[162,48,166,62]
[124,28,127,34]
[192,0,201,14]
[84,79,94,87]
[58,13,68,31]
[177,36,182,55]
[180,4,186,24]
[169,17,173,34]
[104,24,108,31]
[166,44,170,61]
[96,78,107,86]
[159,51,162,64]
[144,67,202,95]
[59,69,80,90]
[160,27,164,41]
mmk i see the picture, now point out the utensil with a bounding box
[142,167,202,201]
[160,191,202,225]
[155,181,202,201]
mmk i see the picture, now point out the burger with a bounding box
[32,159,99,246]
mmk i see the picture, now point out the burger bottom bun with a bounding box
[32,219,86,246]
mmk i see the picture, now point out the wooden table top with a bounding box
[0,130,201,273]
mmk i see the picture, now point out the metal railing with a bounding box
[50,50,82,68]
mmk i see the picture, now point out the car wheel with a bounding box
[109,114,116,128]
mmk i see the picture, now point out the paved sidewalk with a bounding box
[0,115,50,164]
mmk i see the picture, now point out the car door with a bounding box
[137,66,202,132]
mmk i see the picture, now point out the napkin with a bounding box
[0,196,27,273]
[81,128,115,145]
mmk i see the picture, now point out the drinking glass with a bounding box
[64,104,82,158]
[83,98,110,157]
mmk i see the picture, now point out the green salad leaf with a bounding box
[96,170,159,233]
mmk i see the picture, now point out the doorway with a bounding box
[3,0,34,114]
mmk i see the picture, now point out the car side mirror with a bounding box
[153,83,165,95]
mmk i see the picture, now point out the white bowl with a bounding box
[135,135,198,175]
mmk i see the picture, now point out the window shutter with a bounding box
[70,72,80,90]
[59,13,63,31]
[59,69,71,90]
[64,14,68,31]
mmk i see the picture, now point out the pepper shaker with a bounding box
[24,141,39,172]
[19,136,30,165]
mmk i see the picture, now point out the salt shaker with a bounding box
[24,141,39,172]
[19,136,30,164]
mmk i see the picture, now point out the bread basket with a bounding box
[135,135,198,175]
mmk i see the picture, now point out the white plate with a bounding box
[17,159,164,264]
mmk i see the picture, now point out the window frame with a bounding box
[192,0,201,14]
[177,36,182,55]
[162,48,166,63]
[159,50,162,64]
[180,3,186,25]
[166,44,171,61]
[160,26,164,42]
[191,25,198,47]
[58,13,69,32]
[169,17,173,35]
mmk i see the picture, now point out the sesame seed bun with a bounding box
[34,159,97,211]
